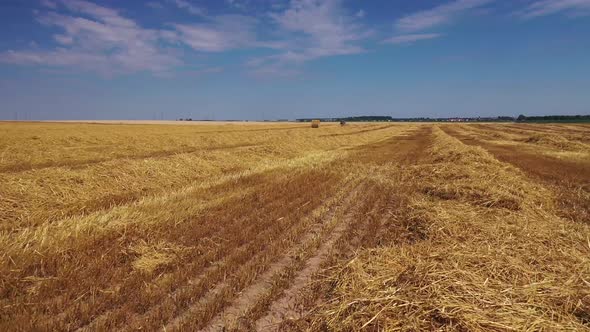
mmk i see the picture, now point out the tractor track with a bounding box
[170,181,364,331]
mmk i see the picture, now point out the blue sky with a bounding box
[0,0,589,120]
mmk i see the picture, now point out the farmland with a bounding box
[1,121,589,331]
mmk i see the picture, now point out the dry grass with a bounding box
[440,123,590,225]
[129,240,188,274]
[1,121,589,331]
[306,127,590,331]
[0,121,401,229]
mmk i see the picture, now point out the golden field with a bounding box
[1,121,589,331]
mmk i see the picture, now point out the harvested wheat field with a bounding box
[1,121,589,331]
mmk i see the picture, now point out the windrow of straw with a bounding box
[441,123,590,224]
[308,126,590,331]
[522,133,590,152]
[0,122,414,229]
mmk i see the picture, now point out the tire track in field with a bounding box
[69,172,343,332]
[188,128,427,331]
[252,127,434,331]
[253,189,372,332]
[166,181,364,331]
[80,174,354,332]
[119,180,354,331]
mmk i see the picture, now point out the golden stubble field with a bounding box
[1,121,589,331]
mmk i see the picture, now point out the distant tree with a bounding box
[515,114,590,123]
[517,114,527,122]
[498,116,515,122]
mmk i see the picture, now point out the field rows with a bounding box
[1,122,589,331]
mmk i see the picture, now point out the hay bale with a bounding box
[311,119,320,128]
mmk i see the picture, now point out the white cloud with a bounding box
[146,1,163,9]
[40,0,57,8]
[6,0,516,78]
[271,0,367,56]
[1,0,269,76]
[248,64,301,78]
[0,0,181,76]
[518,0,590,18]
[248,0,370,76]
[59,0,137,28]
[395,0,493,32]
[1,49,106,68]
[169,0,206,16]
[174,15,259,52]
[53,34,74,44]
[226,0,248,10]
[189,66,224,76]
[382,33,442,44]
[383,0,492,46]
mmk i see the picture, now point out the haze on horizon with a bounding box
[0,0,589,121]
